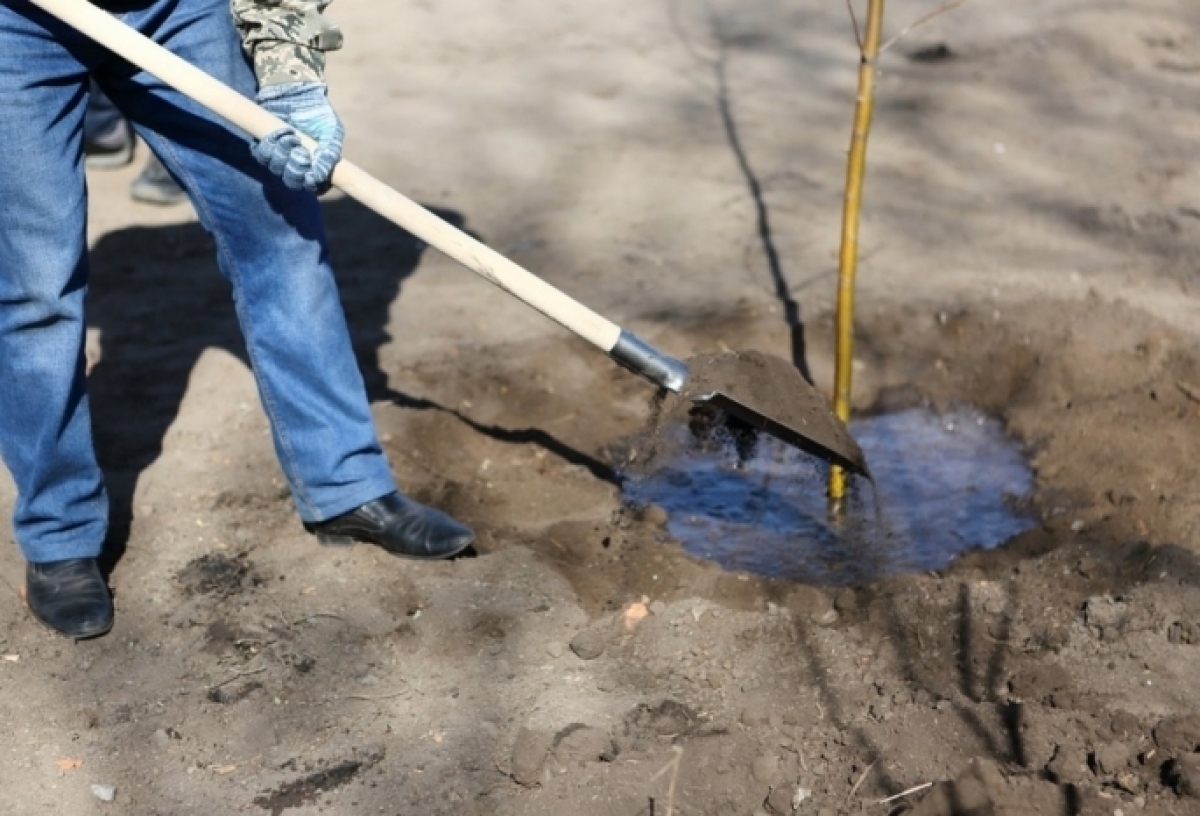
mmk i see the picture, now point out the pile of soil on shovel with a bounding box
[633,350,865,476]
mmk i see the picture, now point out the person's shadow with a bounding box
[86,196,615,575]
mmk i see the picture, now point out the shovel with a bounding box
[35,0,867,475]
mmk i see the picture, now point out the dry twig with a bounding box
[649,746,684,816]
[878,781,934,804]
[336,685,412,704]
[880,0,974,54]
[1176,381,1200,403]
[208,663,266,691]
[844,759,877,807]
[844,0,864,52]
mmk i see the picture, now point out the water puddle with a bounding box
[623,407,1035,585]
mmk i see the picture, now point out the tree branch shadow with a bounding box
[669,0,815,382]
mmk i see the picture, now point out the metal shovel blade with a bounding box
[609,333,867,474]
[682,351,868,476]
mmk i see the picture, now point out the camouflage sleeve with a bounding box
[230,0,344,87]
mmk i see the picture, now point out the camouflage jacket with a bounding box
[230,0,343,87]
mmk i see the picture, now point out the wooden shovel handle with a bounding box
[33,0,623,353]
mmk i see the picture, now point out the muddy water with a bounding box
[623,407,1034,585]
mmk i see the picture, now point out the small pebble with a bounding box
[1094,742,1131,776]
[569,628,606,661]
[766,785,794,814]
[510,728,554,787]
[642,504,669,527]
[90,784,116,803]
[740,703,770,728]
[752,753,779,782]
[545,642,565,658]
[811,609,839,627]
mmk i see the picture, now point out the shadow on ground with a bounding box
[86,196,611,574]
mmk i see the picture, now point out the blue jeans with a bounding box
[0,0,397,563]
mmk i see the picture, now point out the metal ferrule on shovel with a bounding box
[37,0,866,478]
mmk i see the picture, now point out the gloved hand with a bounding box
[252,82,344,194]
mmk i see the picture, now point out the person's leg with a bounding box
[83,79,134,169]
[95,0,397,523]
[130,151,187,205]
[0,3,109,565]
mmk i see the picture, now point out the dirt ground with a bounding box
[4,0,1200,813]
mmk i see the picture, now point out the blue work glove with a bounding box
[252,82,344,194]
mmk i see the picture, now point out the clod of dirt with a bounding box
[911,759,1007,816]
[640,503,669,527]
[751,753,779,782]
[764,785,795,815]
[624,700,705,741]
[511,727,554,787]
[552,725,615,767]
[1092,742,1132,776]
[1008,663,1073,705]
[833,588,858,613]
[252,753,381,816]
[1168,619,1197,644]
[651,351,865,475]
[1083,595,1130,639]
[1168,753,1200,798]
[176,553,254,598]
[1045,744,1089,785]
[207,680,261,705]
[1154,714,1200,756]
[740,701,771,728]
[568,627,606,661]
[911,758,1071,815]
[1110,710,1143,739]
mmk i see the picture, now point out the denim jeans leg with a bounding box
[95,0,397,522]
[0,7,108,563]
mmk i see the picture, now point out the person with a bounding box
[83,80,135,169]
[85,80,190,205]
[130,152,190,205]
[0,0,475,639]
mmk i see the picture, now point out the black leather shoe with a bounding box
[306,492,475,560]
[26,558,114,639]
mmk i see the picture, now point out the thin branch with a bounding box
[844,759,877,806]
[880,0,973,54]
[878,781,934,804]
[649,747,684,816]
[336,689,412,703]
[845,0,864,53]
[208,664,266,691]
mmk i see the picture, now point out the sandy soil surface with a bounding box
[4,0,1200,813]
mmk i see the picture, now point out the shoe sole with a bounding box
[314,531,473,560]
[27,604,113,640]
[130,183,188,206]
[85,144,135,170]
